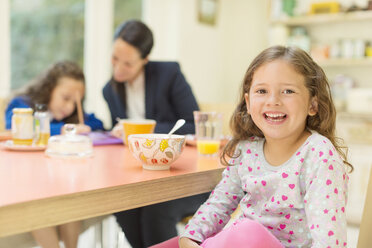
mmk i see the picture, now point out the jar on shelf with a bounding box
[365,42,372,57]
[331,75,355,112]
[354,39,366,59]
[270,0,283,20]
[287,27,311,53]
[282,0,296,17]
[341,39,354,58]
[310,43,329,61]
[330,41,341,58]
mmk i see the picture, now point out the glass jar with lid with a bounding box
[34,103,50,146]
[45,124,93,158]
[12,108,34,145]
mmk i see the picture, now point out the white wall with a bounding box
[84,0,114,129]
[220,1,270,103]
[0,0,10,98]
[143,0,270,105]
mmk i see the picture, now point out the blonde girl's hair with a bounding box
[16,60,86,124]
[221,46,353,172]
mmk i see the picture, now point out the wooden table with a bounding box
[0,145,224,238]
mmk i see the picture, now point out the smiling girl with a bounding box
[152,46,352,248]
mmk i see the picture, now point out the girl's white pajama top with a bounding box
[181,132,348,248]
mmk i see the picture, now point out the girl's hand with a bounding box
[179,237,202,248]
[110,123,123,139]
[74,124,91,134]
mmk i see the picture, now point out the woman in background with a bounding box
[102,19,209,248]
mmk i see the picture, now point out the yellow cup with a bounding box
[120,119,156,145]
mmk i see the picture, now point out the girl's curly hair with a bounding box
[16,60,85,124]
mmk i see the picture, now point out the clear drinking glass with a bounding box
[193,111,223,156]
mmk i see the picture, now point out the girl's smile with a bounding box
[263,111,287,124]
[245,59,317,144]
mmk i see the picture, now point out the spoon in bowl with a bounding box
[168,119,186,137]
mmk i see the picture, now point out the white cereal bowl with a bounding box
[127,133,186,170]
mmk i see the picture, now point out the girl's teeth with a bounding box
[265,113,286,121]
[266,114,285,118]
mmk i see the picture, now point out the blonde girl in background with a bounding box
[152,45,352,248]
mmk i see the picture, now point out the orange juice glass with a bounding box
[120,119,156,145]
[197,140,220,155]
[193,111,223,156]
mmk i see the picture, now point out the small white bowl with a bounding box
[128,133,186,170]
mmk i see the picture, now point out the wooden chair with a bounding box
[0,216,109,248]
[0,97,8,131]
[357,165,372,247]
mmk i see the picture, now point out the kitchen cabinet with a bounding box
[269,10,372,87]
[271,10,372,25]
[269,9,372,116]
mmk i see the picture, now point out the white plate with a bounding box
[0,131,12,141]
[1,140,46,152]
[185,134,197,146]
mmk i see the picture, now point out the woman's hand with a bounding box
[179,237,202,248]
[61,124,91,135]
[110,123,123,139]
[74,124,91,134]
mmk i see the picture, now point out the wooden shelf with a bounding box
[317,58,372,67]
[271,10,372,26]
[337,111,372,120]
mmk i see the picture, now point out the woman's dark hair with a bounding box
[114,19,154,59]
[110,20,154,121]
[16,60,85,124]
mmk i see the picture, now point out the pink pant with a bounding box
[150,219,283,248]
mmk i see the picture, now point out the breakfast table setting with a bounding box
[0,114,226,238]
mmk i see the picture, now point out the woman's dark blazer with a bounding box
[102,61,199,134]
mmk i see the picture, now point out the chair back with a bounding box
[357,166,372,247]
[0,97,8,131]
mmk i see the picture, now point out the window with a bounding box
[7,0,142,127]
[114,0,142,28]
[10,0,84,90]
